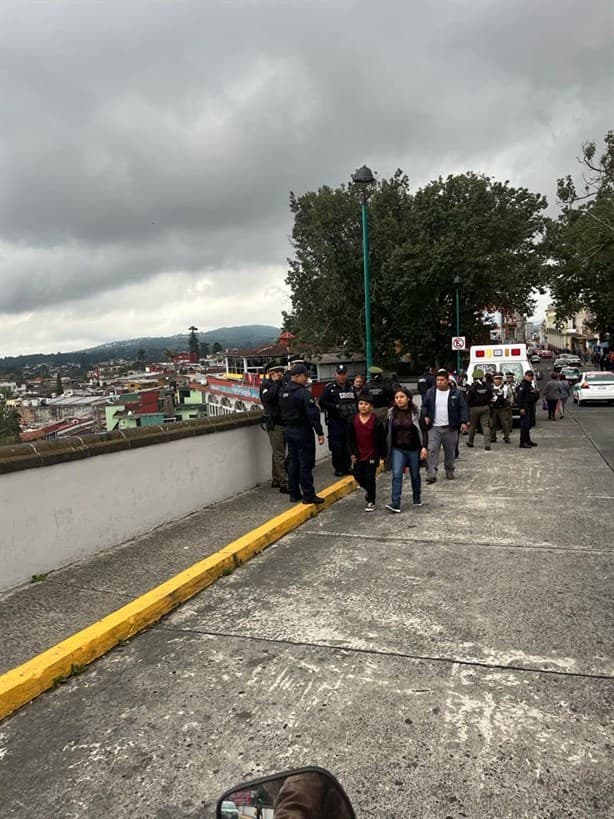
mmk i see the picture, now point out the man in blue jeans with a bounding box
[421,369,469,483]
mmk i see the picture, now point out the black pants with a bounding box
[285,425,316,499]
[327,418,351,473]
[519,411,532,446]
[546,398,558,420]
[353,458,378,503]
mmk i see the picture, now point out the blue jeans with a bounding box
[390,447,421,508]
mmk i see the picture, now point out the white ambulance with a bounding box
[466,343,533,384]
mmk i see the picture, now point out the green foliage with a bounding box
[212,342,223,354]
[55,372,64,395]
[0,404,21,444]
[546,131,614,337]
[284,171,548,368]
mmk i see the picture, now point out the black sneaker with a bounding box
[466,442,474,448]
[446,471,455,480]
[302,495,325,505]
[334,471,344,477]
[385,503,401,513]
[529,442,538,447]
[289,494,303,502]
[426,476,437,484]
[279,485,290,494]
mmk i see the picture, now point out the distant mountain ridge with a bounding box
[0,325,281,371]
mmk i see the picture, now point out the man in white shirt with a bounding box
[421,369,469,483]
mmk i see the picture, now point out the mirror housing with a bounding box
[216,766,356,818]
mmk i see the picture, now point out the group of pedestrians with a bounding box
[259,360,545,514]
[542,371,572,420]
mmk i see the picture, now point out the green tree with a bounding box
[188,326,200,358]
[55,372,64,395]
[200,341,210,357]
[0,405,21,444]
[212,342,223,354]
[136,348,147,367]
[546,131,614,337]
[284,170,547,368]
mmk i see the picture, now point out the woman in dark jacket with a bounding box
[385,387,428,512]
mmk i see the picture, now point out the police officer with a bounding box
[318,364,357,476]
[279,363,326,504]
[365,366,394,421]
[259,363,289,492]
[517,370,539,448]
[466,368,493,450]
[489,372,513,444]
[417,367,435,399]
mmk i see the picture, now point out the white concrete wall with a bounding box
[1,419,328,592]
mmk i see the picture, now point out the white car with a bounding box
[573,371,614,405]
[220,800,240,818]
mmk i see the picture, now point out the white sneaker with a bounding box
[365,502,376,512]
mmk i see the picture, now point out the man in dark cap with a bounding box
[466,367,493,450]
[279,363,326,504]
[516,370,539,448]
[259,363,289,492]
[417,366,436,399]
[318,363,358,476]
[489,372,513,444]
[365,365,394,421]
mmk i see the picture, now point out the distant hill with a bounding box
[0,325,281,373]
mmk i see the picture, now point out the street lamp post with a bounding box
[352,165,375,373]
[453,275,462,375]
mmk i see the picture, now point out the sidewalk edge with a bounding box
[0,477,355,721]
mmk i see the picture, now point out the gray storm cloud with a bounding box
[0,0,612,352]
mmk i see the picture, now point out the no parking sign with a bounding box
[451,336,466,350]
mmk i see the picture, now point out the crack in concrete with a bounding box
[152,624,614,682]
[307,530,614,554]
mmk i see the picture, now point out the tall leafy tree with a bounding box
[284,171,547,368]
[546,131,614,337]
[55,372,64,395]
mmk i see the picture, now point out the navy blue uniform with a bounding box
[279,381,324,501]
[318,380,357,475]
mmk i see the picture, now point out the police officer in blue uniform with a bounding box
[318,364,358,476]
[279,363,326,504]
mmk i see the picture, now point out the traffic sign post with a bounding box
[451,336,465,375]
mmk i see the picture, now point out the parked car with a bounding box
[573,371,614,405]
[538,350,554,359]
[553,358,568,372]
[560,366,581,385]
[530,354,541,364]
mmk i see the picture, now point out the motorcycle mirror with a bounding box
[216,766,356,819]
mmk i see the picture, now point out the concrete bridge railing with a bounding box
[0,413,328,592]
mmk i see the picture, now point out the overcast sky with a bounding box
[0,0,612,356]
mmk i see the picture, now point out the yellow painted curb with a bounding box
[0,476,356,721]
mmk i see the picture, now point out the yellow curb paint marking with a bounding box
[0,476,356,721]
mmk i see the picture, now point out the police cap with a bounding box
[266,363,285,373]
[336,364,348,374]
[290,363,309,376]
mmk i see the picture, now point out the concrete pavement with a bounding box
[1,403,613,817]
